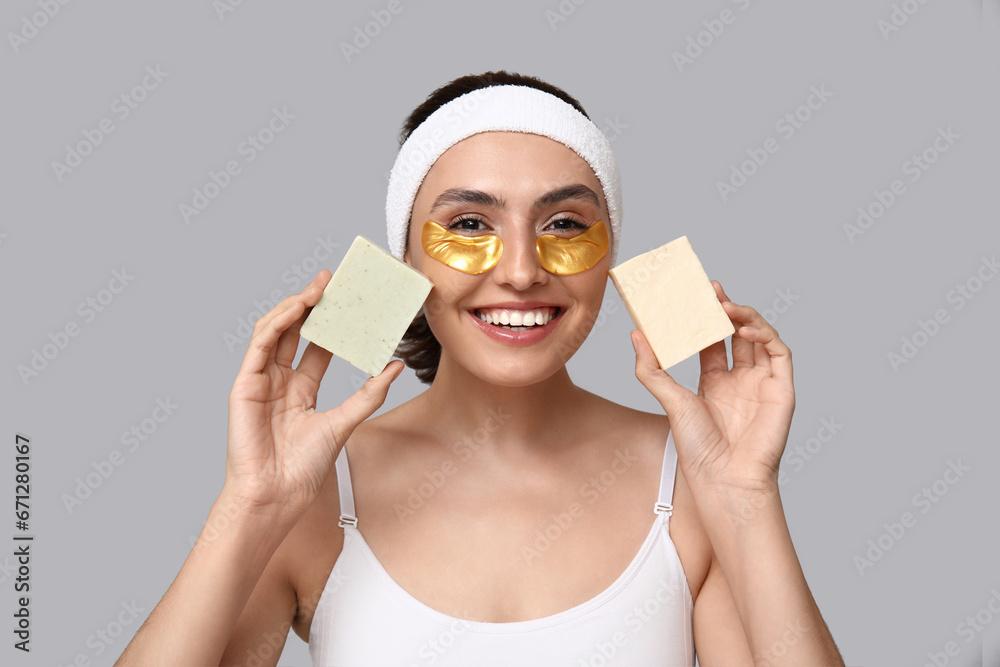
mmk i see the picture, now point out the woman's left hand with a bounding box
[631,281,795,494]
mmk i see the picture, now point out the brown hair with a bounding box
[392,71,592,385]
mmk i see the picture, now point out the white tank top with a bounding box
[309,430,695,666]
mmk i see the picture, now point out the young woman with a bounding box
[116,71,845,666]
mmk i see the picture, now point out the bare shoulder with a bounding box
[279,425,368,642]
[578,390,715,602]
[281,407,421,641]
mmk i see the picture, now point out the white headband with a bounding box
[385,84,623,268]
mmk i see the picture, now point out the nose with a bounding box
[490,225,549,291]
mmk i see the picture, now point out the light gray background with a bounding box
[2,1,999,666]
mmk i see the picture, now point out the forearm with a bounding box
[692,482,844,666]
[115,488,295,666]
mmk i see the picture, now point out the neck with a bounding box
[417,350,588,455]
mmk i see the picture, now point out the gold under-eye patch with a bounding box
[421,220,503,275]
[420,219,610,276]
[536,219,610,275]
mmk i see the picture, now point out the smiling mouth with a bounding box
[471,306,564,332]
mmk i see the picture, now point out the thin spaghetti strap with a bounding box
[653,429,677,517]
[335,446,358,528]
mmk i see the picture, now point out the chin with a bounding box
[471,356,566,387]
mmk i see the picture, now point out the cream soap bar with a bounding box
[609,236,734,371]
[300,235,433,377]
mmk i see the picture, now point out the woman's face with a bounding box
[404,131,611,386]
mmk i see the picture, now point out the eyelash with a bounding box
[447,216,588,233]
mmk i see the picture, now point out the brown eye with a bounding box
[545,218,588,233]
[447,217,489,233]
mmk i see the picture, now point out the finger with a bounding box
[751,332,771,370]
[713,282,753,369]
[250,270,331,350]
[713,280,733,304]
[742,324,792,383]
[238,272,330,376]
[275,272,331,368]
[322,360,405,447]
[296,340,334,386]
[722,300,755,368]
[238,298,309,377]
[699,337,729,376]
[631,329,697,418]
[272,288,316,369]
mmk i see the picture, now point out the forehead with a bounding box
[418,131,603,199]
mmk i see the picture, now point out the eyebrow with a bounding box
[429,184,601,214]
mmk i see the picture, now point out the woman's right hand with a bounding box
[223,270,404,519]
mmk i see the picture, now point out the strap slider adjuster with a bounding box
[338,513,358,528]
[654,502,673,516]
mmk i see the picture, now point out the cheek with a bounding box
[419,266,473,324]
[571,264,611,317]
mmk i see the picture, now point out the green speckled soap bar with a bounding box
[300,235,433,377]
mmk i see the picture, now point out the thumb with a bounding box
[630,330,694,418]
[325,359,404,444]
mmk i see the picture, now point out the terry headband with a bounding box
[385,84,623,269]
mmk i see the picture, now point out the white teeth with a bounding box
[475,307,557,328]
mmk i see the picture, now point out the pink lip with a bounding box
[466,307,564,347]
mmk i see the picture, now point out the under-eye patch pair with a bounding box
[421,219,610,276]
